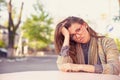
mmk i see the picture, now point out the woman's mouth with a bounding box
[78,37,84,42]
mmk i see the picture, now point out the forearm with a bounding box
[57,35,72,71]
[56,56,73,71]
[57,63,95,72]
[56,56,73,64]
[59,35,70,56]
[101,38,120,75]
[63,35,70,47]
[72,64,95,73]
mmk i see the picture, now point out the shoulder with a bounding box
[100,37,113,42]
[97,33,114,43]
[98,36,116,47]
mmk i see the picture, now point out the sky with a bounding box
[0,0,120,38]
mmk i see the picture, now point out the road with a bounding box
[0,55,58,74]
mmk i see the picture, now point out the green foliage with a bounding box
[0,40,6,48]
[22,1,53,49]
[114,38,120,53]
[0,0,4,3]
[28,41,48,50]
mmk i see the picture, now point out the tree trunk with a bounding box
[7,0,14,58]
[7,30,15,57]
[7,0,23,58]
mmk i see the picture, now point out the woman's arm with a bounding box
[101,38,120,75]
[61,27,70,47]
[56,27,73,71]
[60,63,95,72]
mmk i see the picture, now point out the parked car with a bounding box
[0,48,7,58]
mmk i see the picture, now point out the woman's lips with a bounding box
[78,37,84,42]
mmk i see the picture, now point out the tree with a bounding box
[7,0,23,57]
[0,0,24,57]
[22,1,53,50]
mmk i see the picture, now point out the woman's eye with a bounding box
[76,28,80,32]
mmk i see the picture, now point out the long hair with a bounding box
[54,16,104,56]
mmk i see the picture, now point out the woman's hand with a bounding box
[61,27,70,46]
[60,63,80,72]
[60,63,95,73]
[61,27,70,38]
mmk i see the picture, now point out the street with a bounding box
[0,55,58,74]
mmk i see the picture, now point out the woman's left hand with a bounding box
[60,63,80,72]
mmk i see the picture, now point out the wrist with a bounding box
[64,35,70,41]
[64,35,69,39]
[79,65,95,72]
[60,45,69,56]
[63,35,70,46]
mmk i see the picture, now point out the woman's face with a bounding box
[68,23,90,43]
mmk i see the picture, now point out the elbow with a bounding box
[57,63,70,72]
[102,69,119,75]
[102,63,120,75]
[57,63,64,71]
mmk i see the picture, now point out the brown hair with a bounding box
[54,16,104,56]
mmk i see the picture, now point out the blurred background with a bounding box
[0,0,120,73]
[0,0,56,57]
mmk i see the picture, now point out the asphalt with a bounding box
[0,55,58,74]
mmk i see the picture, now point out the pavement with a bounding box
[0,55,58,74]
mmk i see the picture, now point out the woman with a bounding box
[54,16,120,75]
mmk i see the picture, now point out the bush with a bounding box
[0,40,6,48]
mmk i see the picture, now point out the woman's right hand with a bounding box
[61,27,70,38]
[61,25,70,46]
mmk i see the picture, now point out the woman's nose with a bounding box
[75,33,81,38]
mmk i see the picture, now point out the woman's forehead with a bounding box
[68,23,81,33]
[70,23,81,28]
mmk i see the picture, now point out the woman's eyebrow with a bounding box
[75,27,80,32]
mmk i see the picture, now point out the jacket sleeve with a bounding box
[56,56,73,70]
[101,38,120,75]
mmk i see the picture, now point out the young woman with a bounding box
[54,16,120,75]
